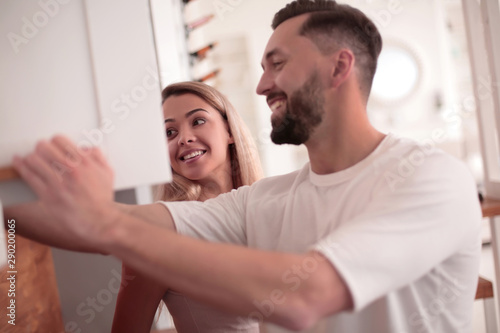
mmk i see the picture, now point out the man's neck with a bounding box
[305,111,386,175]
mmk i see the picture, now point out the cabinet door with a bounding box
[0,0,172,206]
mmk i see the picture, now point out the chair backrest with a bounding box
[0,235,65,333]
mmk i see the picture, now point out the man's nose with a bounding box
[256,71,274,96]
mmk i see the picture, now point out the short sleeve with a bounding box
[312,152,482,311]
[158,186,251,245]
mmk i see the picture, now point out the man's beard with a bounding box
[270,70,325,145]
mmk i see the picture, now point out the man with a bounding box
[9,0,481,332]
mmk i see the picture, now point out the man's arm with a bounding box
[3,201,173,253]
[3,201,97,252]
[12,136,352,330]
[102,209,353,330]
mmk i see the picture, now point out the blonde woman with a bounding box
[111,82,263,332]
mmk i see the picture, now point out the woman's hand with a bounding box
[12,135,118,249]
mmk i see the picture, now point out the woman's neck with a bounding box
[196,155,235,202]
[197,176,234,202]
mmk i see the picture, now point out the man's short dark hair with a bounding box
[272,0,383,100]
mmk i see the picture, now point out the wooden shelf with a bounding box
[0,166,19,182]
[476,276,494,299]
[481,197,500,218]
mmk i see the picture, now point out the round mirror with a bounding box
[371,43,421,105]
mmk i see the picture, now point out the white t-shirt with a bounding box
[161,134,482,333]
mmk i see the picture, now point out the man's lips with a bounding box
[267,93,287,112]
[270,99,286,112]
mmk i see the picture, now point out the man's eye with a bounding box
[193,118,206,126]
[166,128,177,138]
[273,61,284,68]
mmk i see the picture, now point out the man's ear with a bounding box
[330,49,355,89]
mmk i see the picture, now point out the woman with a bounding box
[112,81,263,332]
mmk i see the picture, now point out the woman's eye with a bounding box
[193,118,206,126]
[166,128,177,138]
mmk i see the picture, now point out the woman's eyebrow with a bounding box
[185,108,209,118]
[164,108,209,123]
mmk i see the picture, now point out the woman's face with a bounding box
[163,93,234,183]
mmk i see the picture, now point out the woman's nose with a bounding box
[178,130,195,146]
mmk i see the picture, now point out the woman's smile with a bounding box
[179,149,207,163]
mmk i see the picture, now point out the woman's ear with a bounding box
[228,131,235,145]
[224,119,235,144]
[330,49,355,89]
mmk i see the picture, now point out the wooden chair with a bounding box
[477,198,500,332]
[0,235,65,333]
[475,277,496,332]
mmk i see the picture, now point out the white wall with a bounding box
[180,0,474,176]
[183,0,300,177]
[353,0,455,140]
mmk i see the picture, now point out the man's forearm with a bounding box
[101,211,352,330]
[3,202,99,252]
[2,201,174,253]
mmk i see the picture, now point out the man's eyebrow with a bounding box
[164,108,209,123]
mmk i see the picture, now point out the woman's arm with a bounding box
[112,263,167,333]
[112,204,176,332]
[116,202,176,231]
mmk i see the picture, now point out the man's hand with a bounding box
[12,135,117,249]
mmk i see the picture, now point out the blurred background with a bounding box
[165,0,482,182]
[2,0,498,332]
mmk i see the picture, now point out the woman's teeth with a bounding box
[182,151,205,161]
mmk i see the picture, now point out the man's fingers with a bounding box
[25,151,68,185]
[13,155,48,197]
[35,140,75,174]
[34,140,78,183]
[12,136,110,198]
[42,135,109,171]
[52,135,78,151]
[51,135,84,167]
[90,147,110,168]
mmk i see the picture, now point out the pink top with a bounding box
[164,290,260,332]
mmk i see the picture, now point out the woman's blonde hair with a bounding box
[156,81,263,202]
